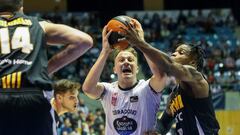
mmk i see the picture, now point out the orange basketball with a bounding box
[106,15,133,50]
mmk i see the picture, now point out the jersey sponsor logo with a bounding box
[0,18,32,27]
[175,112,183,123]
[0,59,32,66]
[111,92,118,106]
[169,94,184,114]
[130,96,138,102]
[1,72,22,88]
[112,109,137,116]
[113,116,137,135]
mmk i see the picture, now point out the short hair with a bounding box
[177,42,205,72]
[0,0,23,12]
[113,47,138,62]
[53,79,81,97]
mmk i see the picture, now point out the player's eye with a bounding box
[118,58,124,62]
[128,58,134,62]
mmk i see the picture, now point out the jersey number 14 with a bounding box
[0,27,33,54]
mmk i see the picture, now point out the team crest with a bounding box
[111,93,118,106]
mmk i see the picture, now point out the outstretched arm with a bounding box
[82,26,113,99]
[126,19,167,92]
[156,111,175,134]
[121,21,202,83]
[39,21,93,75]
[121,21,209,98]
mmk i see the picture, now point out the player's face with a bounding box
[61,90,79,113]
[114,51,138,80]
[170,44,193,65]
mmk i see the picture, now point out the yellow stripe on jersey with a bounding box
[17,72,22,88]
[1,76,6,88]
[12,72,17,88]
[6,74,11,88]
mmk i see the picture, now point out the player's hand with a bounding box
[118,18,145,47]
[131,18,144,41]
[102,25,113,54]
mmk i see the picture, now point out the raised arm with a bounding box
[144,54,167,92]
[135,42,203,83]
[121,21,202,83]
[39,21,93,75]
[121,21,210,97]
[125,19,167,92]
[82,26,113,99]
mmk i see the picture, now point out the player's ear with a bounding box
[189,59,197,68]
[56,94,62,101]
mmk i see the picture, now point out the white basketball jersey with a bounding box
[100,79,162,135]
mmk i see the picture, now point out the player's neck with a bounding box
[118,79,138,90]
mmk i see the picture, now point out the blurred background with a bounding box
[24,0,240,134]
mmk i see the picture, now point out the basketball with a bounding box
[106,15,133,50]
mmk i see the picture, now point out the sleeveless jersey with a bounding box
[100,79,162,135]
[169,85,220,135]
[0,12,52,90]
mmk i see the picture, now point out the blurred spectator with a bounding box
[79,99,89,115]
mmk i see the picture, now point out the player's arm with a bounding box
[156,111,175,134]
[129,19,167,92]
[144,54,167,93]
[120,20,204,83]
[136,42,210,97]
[156,90,175,134]
[121,20,209,97]
[39,21,93,75]
[131,40,209,97]
[136,41,204,82]
[82,26,112,99]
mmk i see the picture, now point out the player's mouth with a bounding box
[74,104,77,109]
[121,65,132,74]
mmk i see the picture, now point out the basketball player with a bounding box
[0,0,93,135]
[120,21,220,135]
[82,24,167,134]
[51,79,81,127]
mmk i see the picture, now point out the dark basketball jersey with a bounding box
[169,85,220,135]
[0,12,52,90]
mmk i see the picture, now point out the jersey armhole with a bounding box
[39,21,46,33]
[95,87,107,100]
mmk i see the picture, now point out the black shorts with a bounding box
[0,89,56,135]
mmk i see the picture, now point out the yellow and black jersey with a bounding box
[0,12,52,90]
[169,85,220,135]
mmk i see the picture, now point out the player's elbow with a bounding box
[82,83,93,95]
[78,33,93,50]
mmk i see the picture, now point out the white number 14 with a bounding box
[0,27,33,54]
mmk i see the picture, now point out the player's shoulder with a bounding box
[100,81,118,89]
[138,79,149,85]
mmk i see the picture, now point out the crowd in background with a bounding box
[28,9,240,135]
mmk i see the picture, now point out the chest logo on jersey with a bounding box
[113,116,137,135]
[130,96,138,102]
[169,94,184,114]
[111,93,118,106]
